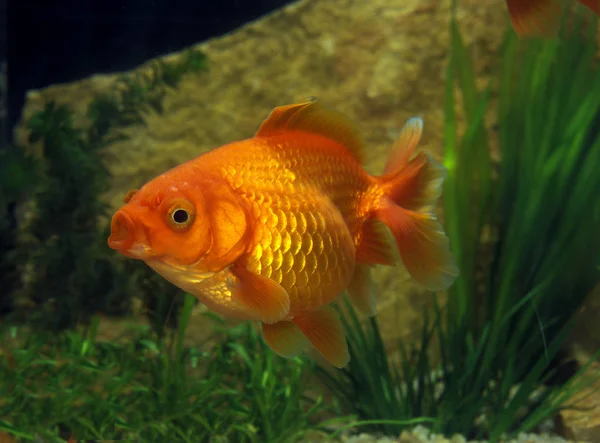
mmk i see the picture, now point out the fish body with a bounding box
[144,131,363,321]
[108,99,458,368]
[506,0,600,38]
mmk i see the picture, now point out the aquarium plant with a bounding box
[0,145,39,316]
[8,49,208,333]
[20,101,124,330]
[319,5,600,442]
[0,295,331,442]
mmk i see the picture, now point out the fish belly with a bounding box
[148,259,263,320]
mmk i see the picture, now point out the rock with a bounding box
[398,430,423,443]
[342,432,380,443]
[569,282,600,363]
[557,361,600,442]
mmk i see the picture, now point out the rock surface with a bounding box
[303,424,590,442]
[556,360,600,443]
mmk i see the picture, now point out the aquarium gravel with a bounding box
[337,425,579,443]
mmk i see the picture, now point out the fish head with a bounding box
[107,174,213,268]
[108,171,250,275]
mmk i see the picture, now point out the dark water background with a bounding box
[5,0,295,135]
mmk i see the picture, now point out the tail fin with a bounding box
[578,0,600,16]
[356,117,459,291]
[506,0,561,38]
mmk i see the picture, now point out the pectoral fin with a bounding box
[232,265,290,324]
[292,306,350,368]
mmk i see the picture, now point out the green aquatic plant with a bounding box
[20,101,128,330]
[440,8,600,439]
[89,48,208,131]
[9,49,208,332]
[0,146,39,315]
[0,294,329,442]
[318,6,600,442]
[205,314,337,443]
[317,299,441,436]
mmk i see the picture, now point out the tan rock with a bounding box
[13,0,511,353]
[570,283,600,362]
[558,361,600,443]
[398,430,422,442]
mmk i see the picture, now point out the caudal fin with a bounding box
[356,117,459,292]
[506,0,562,38]
[578,0,600,16]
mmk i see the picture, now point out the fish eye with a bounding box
[172,208,189,224]
[167,200,195,230]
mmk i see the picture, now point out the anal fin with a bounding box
[292,307,350,368]
[232,265,290,324]
[347,264,377,316]
[356,217,402,266]
[262,321,310,358]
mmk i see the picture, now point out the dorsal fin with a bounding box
[384,117,423,175]
[255,97,366,164]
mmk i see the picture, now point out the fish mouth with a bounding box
[108,209,155,259]
[108,210,135,250]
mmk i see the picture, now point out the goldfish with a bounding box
[107,98,458,368]
[506,0,600,38]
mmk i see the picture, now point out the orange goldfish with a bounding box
[506,0,600,38]
[107,98,458,368]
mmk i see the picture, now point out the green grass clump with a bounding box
[0,146,39,315]
[318,5,600,442]
[20,101,127,329]
[7,49,208,333]
[0,295,329,442]
[89,48,208,133]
